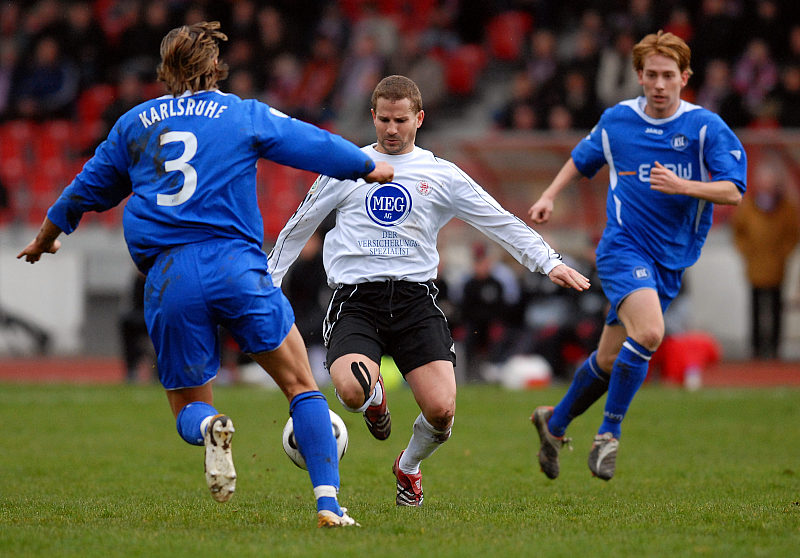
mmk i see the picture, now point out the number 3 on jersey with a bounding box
[157,131,197,206]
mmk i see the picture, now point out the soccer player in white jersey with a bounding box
[269,75,590,506]
[528,31,747,481]
[18,21,394,528]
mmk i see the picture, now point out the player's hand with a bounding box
[547,264,590,291]
[365,161,394,183]
[17,237,61,264]
[649,161,686,195]
[528,197,554,224]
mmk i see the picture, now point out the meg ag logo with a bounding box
[365,182,412,226]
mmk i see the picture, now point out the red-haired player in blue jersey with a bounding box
[528,31,746,481]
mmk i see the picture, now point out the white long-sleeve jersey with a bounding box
[268,145,563,288]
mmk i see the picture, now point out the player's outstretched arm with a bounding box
[649,161,742,205]
[528,158,583,223]
[364,161,394,184]
[17,217,63,264]
[547,263,591,291]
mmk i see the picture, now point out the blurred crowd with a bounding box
[2,0,799,378]
[1,0,800,139]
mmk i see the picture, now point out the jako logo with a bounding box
[365,182,412,226]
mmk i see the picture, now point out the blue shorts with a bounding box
[596,230,684,326]
[143,239,294,390]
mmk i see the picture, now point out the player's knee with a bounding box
[425,405,454,432]
[633,327,664,352]
[595,352,616,372]
[335,380,367,410]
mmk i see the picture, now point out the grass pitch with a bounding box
[1,381,799,557]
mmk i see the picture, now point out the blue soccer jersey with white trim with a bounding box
[47,90,376,272]
[572,97,747,270]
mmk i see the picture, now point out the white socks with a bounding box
[398,413,452,474]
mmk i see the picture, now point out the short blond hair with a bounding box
[632,30,693,76]
[371,75,423,114]
[157,21,229,96]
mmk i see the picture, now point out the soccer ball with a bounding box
[282,409,348,470]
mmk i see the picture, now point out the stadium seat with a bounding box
[36,120,79,161]
[487,11,533,61]
[0,120,36,163]
[77,84,117,126]
[443,44,487,96]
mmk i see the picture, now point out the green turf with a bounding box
[1,382,798,557]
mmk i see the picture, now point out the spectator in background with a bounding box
[786,24,800,66]
[732,159,799,359]
[554,68,599,130]
[262,52,301,110]
[662,5,693,43]
[526,28,559,90]
[117,1,172,78]
[745,0,788,63]
[255,6,296,65]
[119,271,155,383]
[84,69,146,155]
[291,35,340,126]
[495,69,536,130]
[460,244,507,383]
[596,29,641,108]
[334,31,386,138]
[282,228,331,387]
[691,0,741,86]
[60,0,108,89]
[732,38,779,116]
[0,38,20,119]
[546,104,573,132]
[772,64,800,128]
[14,35,79,119]
[227,67,260,100]
[695,59,750,128]
[227,0,260,46]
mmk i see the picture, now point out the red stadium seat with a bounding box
[36,120,79,161]
[443,44,487,96]
[0,120,36,163]
[77,84,117,126]
[487,11,533,61]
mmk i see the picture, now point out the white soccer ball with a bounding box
[282,409,348,470]
[500,354,553,390]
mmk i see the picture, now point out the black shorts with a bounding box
[324,280,456,375]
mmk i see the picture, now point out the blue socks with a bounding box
[549,352,610,437]
[176,401,219,445]
[599,338,652,439]
[290,391,342,516]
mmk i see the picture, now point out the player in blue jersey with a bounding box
[17,21,393,527]
[528,31,746,481]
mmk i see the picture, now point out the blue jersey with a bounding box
[572,97,747,270]
[47,90,376,272]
